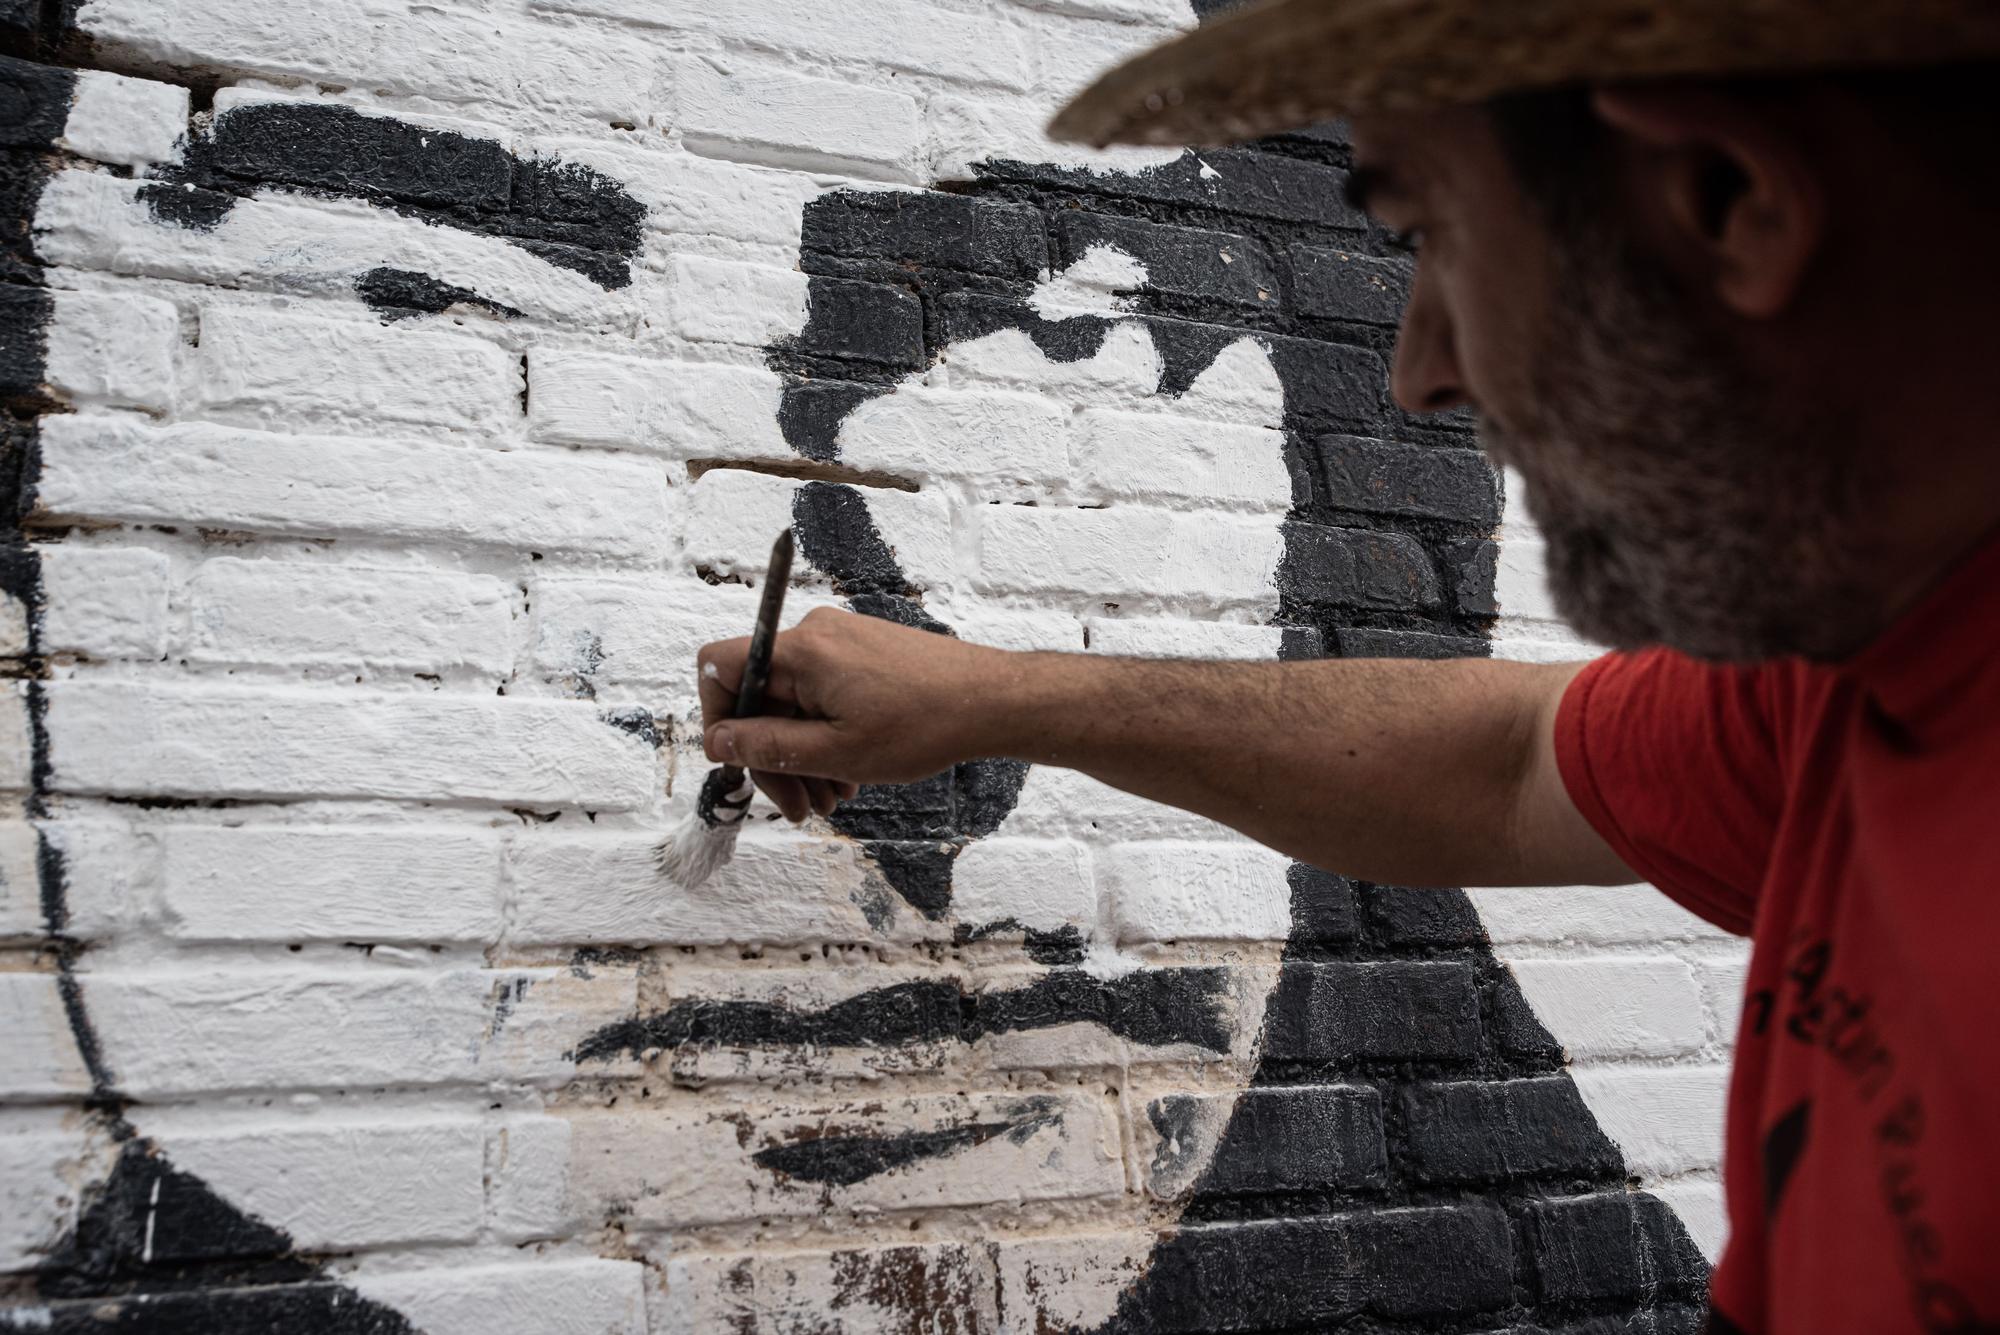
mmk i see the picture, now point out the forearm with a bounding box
[969,652,1583,887]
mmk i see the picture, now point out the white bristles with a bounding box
[653,771,756,888]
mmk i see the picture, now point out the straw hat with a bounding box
[1048,0,2000,148]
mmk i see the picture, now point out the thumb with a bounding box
[706,716,843,777]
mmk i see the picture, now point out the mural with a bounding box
[0,1,1721,1330]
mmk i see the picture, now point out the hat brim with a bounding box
[1048,0,2000,148]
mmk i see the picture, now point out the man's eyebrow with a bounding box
[1342,164,1395,215]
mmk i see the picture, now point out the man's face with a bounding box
[1350,104,1873,662]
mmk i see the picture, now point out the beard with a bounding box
[1481,221,1879,663]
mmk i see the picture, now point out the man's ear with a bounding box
[1592,85,1826,319]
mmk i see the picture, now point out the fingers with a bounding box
[696,636,750,731]
[751,769,813,823]
[705,714,843,778]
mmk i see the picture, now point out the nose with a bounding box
[1389,266,1470,415]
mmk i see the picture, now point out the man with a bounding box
[695,2,2000,1330]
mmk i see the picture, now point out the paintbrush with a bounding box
[654,528,794,888]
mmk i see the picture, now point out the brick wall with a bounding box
[0,1,1746,1331]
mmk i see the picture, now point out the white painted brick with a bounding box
[1032,11,1183,99]
[34,171,639,330]
[0,587,25,659]
[1570,1066,1730,1177]
[1072,408,1291,511]
[196,306,519,432]
[508,828,941,946]
[975,504,1282,610]
[923,599,1083,652]
[1505,957,1706,1061]
[1496,530,1562,624]
[188,558,514,674]
[1648,1178,1728,1261]
[37,545,170,659]
[992,1231,1152,1335]
[676,57,920,180]
[684,468,954,591]
[41,820,155,942]
[527,349,790,460]
[530,575,838,696]
[648,150,825,248]
[158,826,503,944]
[667,255,808,347]
[560,1089,1121,1227]
[1464,884,1737,944]
[77,0,661,124]
[0,1126,92,1272]
[662,1241,996,1333]
[88,966,635,1097]
[486,1115,574,1240]
[1084,615,1285,660]
[46,682,658,810]
[44,290,178,410]
[0,973,92,1098]
[923,92,1182,183]
[0,684,30,794]
[0,818,44,940]
[35,415,669,560]
[838,385,1069,491]
[353,1259,647,1335]
[145,1117,484,1249]
[945,318,1163,404]
[1699,956,1750,1046]
[1006,0,1193,23]
[950,837,1096,933]
[58,70,189,167]
[536,0,1033,93]
[1103,840,1291,944]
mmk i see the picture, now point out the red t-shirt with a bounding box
[1554,536,2000,1335]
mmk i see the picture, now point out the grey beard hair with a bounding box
[1484,220,1878,663]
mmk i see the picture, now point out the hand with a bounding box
[695,607,1001,822]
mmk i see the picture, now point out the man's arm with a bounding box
[696,607,1636,889]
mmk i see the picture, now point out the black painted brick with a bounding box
[1399,1077,1623,1185]
[934,291,1385,429]
[983,147,1366,229]
[1056,211,1276,310]
[1332,627,1489,660]
[827,773,955,841]
[1358,883,1486,947]
[1261,961,1482,1063]
[1552,1308,1710,1335]
[0,0,36,32]
[0,55,76,150]
[803,190,1045,278]
[1491,971,1566,1067]
[799,275,924,369]
[1291,246,1412,325]
[210,102,514,213]
[1131,1216,1367,1329]
[1279,521,1441,611]
[1157,1085,1386,1194]
[1447,538,1501,616]
[0,282,51,397]
[1287,862,1358,945]
[1314,434,1500,527]
[1524,1192,1709,1304]
[1366,1203,1516,1319]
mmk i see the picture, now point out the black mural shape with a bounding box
[0,45,417,1333]
[140,101,645,289]
[732,137,1711,1326]
[753,1099,1062,1188]
[354,267,521,322]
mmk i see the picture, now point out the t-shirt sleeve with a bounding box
[1554,648,1789,936]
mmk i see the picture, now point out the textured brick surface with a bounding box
[0,5,1736,1331]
